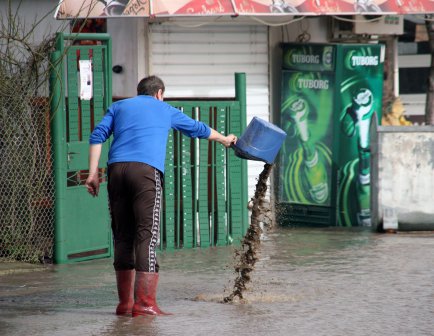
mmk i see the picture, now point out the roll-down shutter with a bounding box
[149,23,269,197]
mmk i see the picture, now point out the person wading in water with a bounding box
[85,75,237,316]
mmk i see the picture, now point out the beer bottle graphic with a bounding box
[288,97,329,204]
[304,148,329,204]
[322,46,334,71]
[342,88,374,226]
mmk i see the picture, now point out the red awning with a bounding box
[233,0,434,15]
[55,0,434,19]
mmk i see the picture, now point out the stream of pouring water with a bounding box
[223,163,273,303]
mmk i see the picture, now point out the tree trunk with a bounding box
[425,17,434,125]
[382,36,396,115]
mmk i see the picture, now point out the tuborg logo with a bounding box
[351,55,379,67]
[292,54,320,64]
[297,78,329,90]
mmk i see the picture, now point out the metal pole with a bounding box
[50,50,67,264]
[234,73,249,235]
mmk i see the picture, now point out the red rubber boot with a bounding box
[115,270,135,315]
[132,272,172,316]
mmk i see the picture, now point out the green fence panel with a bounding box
[165,73,248,249]
[51,33,112,264]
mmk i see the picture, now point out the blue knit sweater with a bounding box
[89,95,211,173]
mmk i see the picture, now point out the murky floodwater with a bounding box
[1,227,434,336]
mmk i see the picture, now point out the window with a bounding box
[397,16,430,116]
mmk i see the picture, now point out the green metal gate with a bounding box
[50,33,248,263]
[164,73,248,249]
[50,33,113,264]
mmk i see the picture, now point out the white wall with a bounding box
[372,126,434,231]
[107,18,147,97]
[0,0,68,44]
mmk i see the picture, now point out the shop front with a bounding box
[54,0,434,228]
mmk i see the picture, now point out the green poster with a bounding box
[280,70,334,207]
[336,44,384,227]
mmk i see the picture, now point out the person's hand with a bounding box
[221,134,237,148]
[85,172,100,197]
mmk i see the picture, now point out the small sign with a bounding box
[79,60,93,100]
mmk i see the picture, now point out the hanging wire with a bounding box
[295,17,311,42]
[170,17,221,28]
[250,15,306,27]
[281,25,286,42]
[332,15,383,23]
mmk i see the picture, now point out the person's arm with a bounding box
[169,105,237,146]
[208,128,237,147]
[85,143,102,197]
[85,106,115,197]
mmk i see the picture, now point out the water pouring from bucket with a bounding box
[231,117,287,164]
[223,118,286,303]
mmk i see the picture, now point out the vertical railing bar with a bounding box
[194,106,200,247]
[210,106,215,246]
[181,106,193,248]
[226,105,232,243]
[66,48,79,143]
[198,105,210,248]
[50,50,67,264]
[164,129,175,250]
[235,73,248,235]
[215,106,227,246]
[176,108,182,248]
[224,106,229,244]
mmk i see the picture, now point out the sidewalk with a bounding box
[0,261,48,277]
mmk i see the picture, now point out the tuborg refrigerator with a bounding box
[278,42,384,227]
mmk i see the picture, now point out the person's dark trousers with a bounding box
[108,162,165,315]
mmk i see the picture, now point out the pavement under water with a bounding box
[1,227,434,336]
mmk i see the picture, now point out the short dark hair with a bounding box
[137,75,165,96]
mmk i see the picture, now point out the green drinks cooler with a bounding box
[278,43,384,227]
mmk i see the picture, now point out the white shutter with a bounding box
[149,23,269,198]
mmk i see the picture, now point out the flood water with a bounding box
[1,227,434,336]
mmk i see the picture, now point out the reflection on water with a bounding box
[2,227,434,336]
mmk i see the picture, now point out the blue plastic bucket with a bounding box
[232,117,287,164]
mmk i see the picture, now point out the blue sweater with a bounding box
[89,95,211,173]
